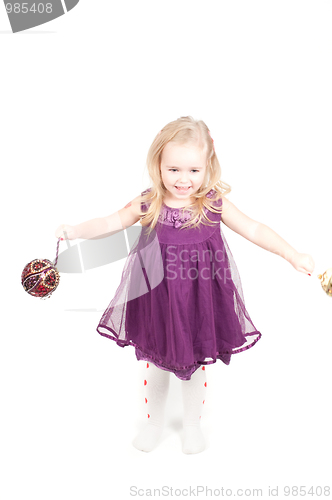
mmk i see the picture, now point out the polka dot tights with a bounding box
[132,363,207,454]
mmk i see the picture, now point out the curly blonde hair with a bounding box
[141,116,231,236]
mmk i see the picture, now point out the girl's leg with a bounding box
[132,362,170,452]
[181,366,207,454]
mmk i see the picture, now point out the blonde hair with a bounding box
[141,116,231,236]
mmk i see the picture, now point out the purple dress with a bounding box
[97,188,261,380]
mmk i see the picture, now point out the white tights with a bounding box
[132,362,207,454]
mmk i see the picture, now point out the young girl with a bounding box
[55,116,315,454]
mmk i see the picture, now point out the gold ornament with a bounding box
[317,268,332,296]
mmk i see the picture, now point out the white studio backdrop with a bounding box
[1,1,331,499]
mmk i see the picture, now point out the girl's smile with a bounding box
[175,186,192,193]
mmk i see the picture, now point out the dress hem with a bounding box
[96,324,262,380]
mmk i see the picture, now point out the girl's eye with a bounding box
[169,169,199,173]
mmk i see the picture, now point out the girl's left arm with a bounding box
[220,198,315,275]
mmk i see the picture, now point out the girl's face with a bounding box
[160,142,207,204]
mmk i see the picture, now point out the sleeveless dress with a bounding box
[96,188,261,380]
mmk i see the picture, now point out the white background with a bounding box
[1,1,331,499]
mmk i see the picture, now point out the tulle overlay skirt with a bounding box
[97,203,261,380]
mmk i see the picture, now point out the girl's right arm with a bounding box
[55,194,143,240]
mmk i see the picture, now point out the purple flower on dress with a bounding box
[159,198,213,228]
[160,206,192,228]
[171,209,180,221]
[173,211,192,228]
[164,208,173,223]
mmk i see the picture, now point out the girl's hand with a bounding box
[54,224,78,241]
[289,252,315,275]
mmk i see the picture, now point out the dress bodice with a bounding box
[142,188,221,229]
[140,188,222,245]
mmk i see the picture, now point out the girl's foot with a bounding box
[182,424,205,454]
[132,422,163,452]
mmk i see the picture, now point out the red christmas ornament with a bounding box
[21,239,61,300]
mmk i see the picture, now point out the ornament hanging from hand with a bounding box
[21,238,61,300]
